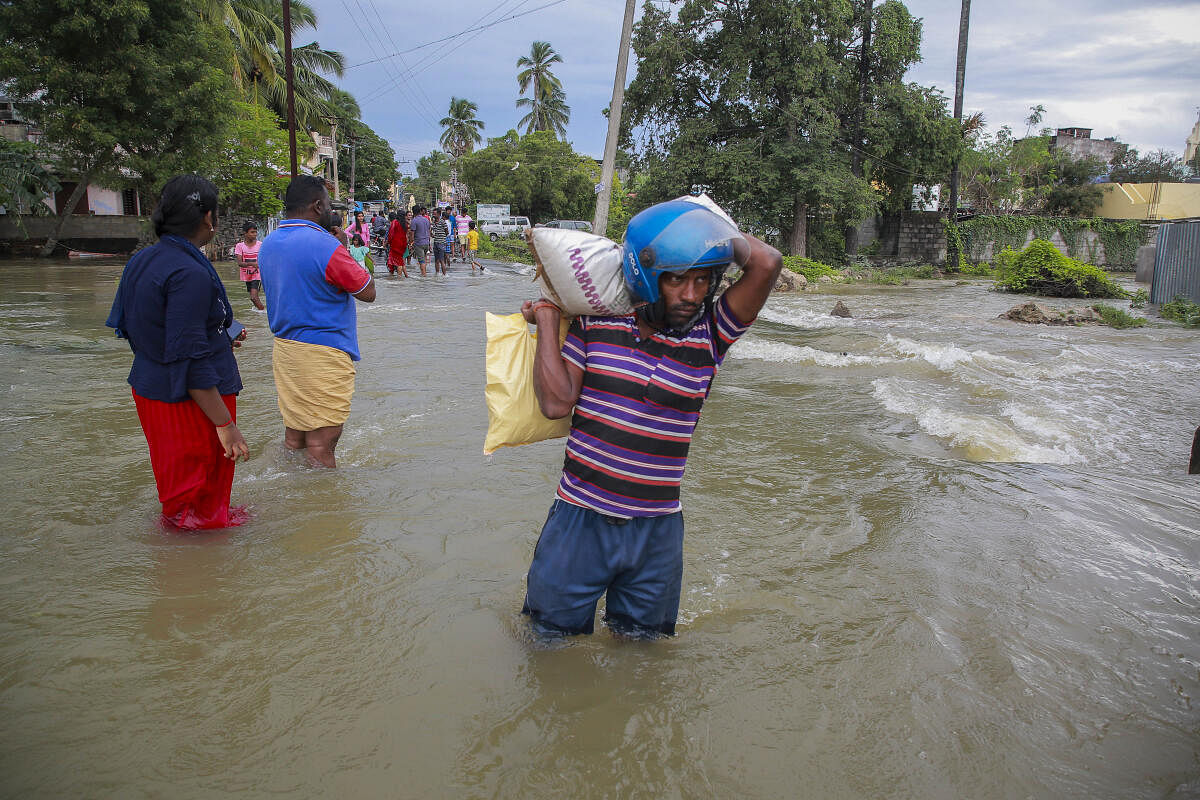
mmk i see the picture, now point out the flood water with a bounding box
[1,257,1198,798]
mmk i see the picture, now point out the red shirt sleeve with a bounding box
[325,245,372,293]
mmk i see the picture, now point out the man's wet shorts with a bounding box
[522,499,684,636]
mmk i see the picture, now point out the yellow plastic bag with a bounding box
[483,312,572,455]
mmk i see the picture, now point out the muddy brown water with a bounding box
[1,258,1198,798]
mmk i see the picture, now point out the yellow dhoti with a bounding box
[272,337,356,431]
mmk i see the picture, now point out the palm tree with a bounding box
[439,97,485,158]
[516,41,568,137]
[516,88,569,139]
[202,0,345,128]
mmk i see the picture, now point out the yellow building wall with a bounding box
[1098,182,1200,220]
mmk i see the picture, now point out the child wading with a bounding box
[235,222,265,310]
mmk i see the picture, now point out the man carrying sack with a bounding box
[518,199,782,637]
[258,176,376,467]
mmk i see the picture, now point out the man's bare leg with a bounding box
[303,424,343,467]
[284,427,307,451]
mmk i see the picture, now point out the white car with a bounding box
[480,216,531,240]
[535,219,592,232]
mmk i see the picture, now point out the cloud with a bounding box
[905,0,1200,152]
[315,0,1199,168]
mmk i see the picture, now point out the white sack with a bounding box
[672,193,742,237]
[524,227,634,317]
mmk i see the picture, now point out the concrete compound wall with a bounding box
[0,214,152,255]
[853,212,1154,269]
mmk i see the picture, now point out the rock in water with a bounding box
[773,270,807,292]
[831,300,852,317]
[999,301,1103,325]
[1000,302,1051,324]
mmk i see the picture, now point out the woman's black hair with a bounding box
[388,211,397,221]
[152,174,219,238]
[242,221,258,233]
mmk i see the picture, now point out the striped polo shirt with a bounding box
[556,293,752,518]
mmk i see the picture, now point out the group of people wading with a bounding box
[108,173,782,640]
[370,205,482,278]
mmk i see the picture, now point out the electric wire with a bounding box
[345,0,571,70]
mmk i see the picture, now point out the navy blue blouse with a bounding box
[106,235,243,402]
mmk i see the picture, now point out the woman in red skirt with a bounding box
[386,210,408,277]
[106,175,250,530]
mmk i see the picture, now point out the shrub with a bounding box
[1161,295,1200,327]
[994,239,1128,298]
[1091,304,1146,328]
[1128,288,1149,309]
[958,261,1000,278]
[782,255,839,282]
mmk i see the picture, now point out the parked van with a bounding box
[480,216,531,240]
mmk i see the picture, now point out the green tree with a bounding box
[325,89,398,201]
[624,0,956,257]
[1040,152,1105,217]
[210,102,294,217]
[408,150,453,207]
[0,140,60,220]
[202,0,345,129]
[0,0,236,255]
[439,97,485,158]
[960,127,1052,214]
[516,41,570,138]
[339,126,399,200]
[1108,146,1190,183]
[459,130,599,223]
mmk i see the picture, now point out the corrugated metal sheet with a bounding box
[1151,221,1200,304]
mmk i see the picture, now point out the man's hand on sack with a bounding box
[522,298,562,325]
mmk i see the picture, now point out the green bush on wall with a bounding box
[956,216,1146,268]
[995,239,1129,298]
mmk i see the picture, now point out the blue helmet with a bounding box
[621,200,739,306]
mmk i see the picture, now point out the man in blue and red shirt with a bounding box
[520,200,782,637]
[258,175,375,467]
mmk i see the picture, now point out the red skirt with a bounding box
[133,389,248,530]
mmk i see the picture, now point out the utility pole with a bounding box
[845,0,873,256]
[592,0,636,237]
[946,0,971,268]
[282,0,298,176]
[329,118,340,199]
[348,136,358,205]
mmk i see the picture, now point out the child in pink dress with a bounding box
[234,222,265,310]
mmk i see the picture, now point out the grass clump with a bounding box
[1091,304,1146,328]
[957,261,1000,278]
[782,255,840,282]
[478,231,533,264]
[1161,295,1200,327]
[995,239,1128,299]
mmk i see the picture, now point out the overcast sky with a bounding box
[311,0,1200,174]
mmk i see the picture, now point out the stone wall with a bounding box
[207,211,270,263]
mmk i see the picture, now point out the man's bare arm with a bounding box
[353,277,376,302]
[722,233,783,324]
[521,301,583,419]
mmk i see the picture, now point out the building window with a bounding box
[122,188,138,216]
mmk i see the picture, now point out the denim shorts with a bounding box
[522,499,685,636]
